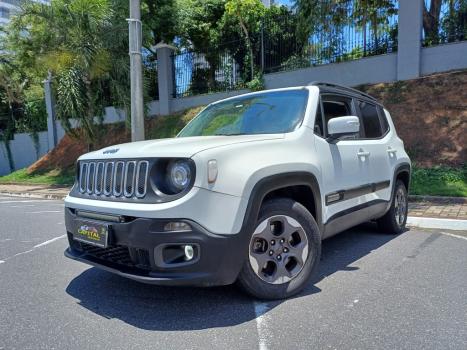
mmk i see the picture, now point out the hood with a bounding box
[79,134,284,160]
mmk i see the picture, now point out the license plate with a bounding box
[73,219,109,248]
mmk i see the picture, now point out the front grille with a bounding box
[78,160,149,198]
[75,240,151,270]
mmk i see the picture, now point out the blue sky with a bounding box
[276,0,293,6]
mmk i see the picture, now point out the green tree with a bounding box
[4,0,129,148]
[143,0,180,48]
[225,0,265,79]
[178,0,227,89]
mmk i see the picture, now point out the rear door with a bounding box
[355,100,392,203]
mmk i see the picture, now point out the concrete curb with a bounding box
[0,191,67,200]
[407,216,467,231]
[408,195,467,203]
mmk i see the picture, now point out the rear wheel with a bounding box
[237,198,321,300]
[377,180,408,234]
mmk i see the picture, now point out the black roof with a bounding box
[308,81,378,103]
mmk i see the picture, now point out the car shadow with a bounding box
[65,223,404,331]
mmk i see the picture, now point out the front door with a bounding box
[314,94,371,231]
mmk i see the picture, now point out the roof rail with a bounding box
[308,81,377,102]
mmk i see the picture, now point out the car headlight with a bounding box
[167,159,192,192]
[150,158,195,196]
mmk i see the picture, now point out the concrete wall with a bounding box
[264,54,398,89]
[421,41,467,76]
[0,131,49,176]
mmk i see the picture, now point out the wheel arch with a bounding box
[383,162,411,213]
[240,172,323,237]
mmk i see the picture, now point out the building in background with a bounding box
[0,0,48,27]
[0,0,19,26]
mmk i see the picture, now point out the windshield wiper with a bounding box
[214,132,248,136]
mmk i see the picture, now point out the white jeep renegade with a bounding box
[64,82,411,299]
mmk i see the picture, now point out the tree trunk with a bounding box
[239,19,255,80]
[423,0,443,44]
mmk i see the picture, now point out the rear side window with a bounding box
[379,107,390,134]
[359,101,383,138]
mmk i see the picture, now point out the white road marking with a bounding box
[28,210,62,214]
[0,200,58,204]
[254,302,270,350]
[0,234,66,263]
[0,260,4,264]
[440,231,467,241]
[33,235,66,248]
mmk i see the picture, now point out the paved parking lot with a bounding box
[1,196,466,350]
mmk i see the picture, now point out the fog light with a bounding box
[164,222,191,232]
[184,245,194,261]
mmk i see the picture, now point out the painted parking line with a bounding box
[0,234,66,264]
[28,210,63,214]
[0,200,62,204]
[439,231,467,241]
[254,302,271,350]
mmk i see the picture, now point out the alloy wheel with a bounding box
[248,215,309,285]
[394,187,407,227]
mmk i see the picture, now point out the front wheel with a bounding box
[377,180,408,234]
[237,198,321,300]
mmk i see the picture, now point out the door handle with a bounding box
[387,147,397,155]
[357,150,370,157]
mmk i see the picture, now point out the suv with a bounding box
[64,82,411,299]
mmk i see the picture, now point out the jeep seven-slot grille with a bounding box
[78,160,149,198]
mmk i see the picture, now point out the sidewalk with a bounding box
[408,196,467,220]
[0,184,71,200]
[0,183,466,224]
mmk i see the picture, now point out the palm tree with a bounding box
[6,0,130,148]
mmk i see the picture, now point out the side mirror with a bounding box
[327,116,360,141]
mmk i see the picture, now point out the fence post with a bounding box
[397,0,424,80]
[155,42,176,116]
[43,72,57,151]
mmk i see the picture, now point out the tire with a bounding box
[237,198,321,300]
[377,180,408,234]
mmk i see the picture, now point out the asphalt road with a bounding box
[1,196,466,350]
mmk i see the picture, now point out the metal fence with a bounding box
[171,1,400,98]
[144,58,159,100]
[263,3,398,73]
[423,0,467,46]
[172,44,245,98]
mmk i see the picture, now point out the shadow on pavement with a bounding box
[65,223,403,331]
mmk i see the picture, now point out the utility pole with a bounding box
[128,0,145,141]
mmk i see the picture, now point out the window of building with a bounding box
[0,7,10,19]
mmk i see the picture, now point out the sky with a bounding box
[276,0,293,6]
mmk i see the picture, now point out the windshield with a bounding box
[177,89,309,137]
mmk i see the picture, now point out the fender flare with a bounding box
[385,162,411,213]
[239,172,323,235]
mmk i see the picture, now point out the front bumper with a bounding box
[64,208,248,286]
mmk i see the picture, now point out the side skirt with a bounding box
[323,199,389,239]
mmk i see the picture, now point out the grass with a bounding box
[0,168,75,186]
[410,165,467,197]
